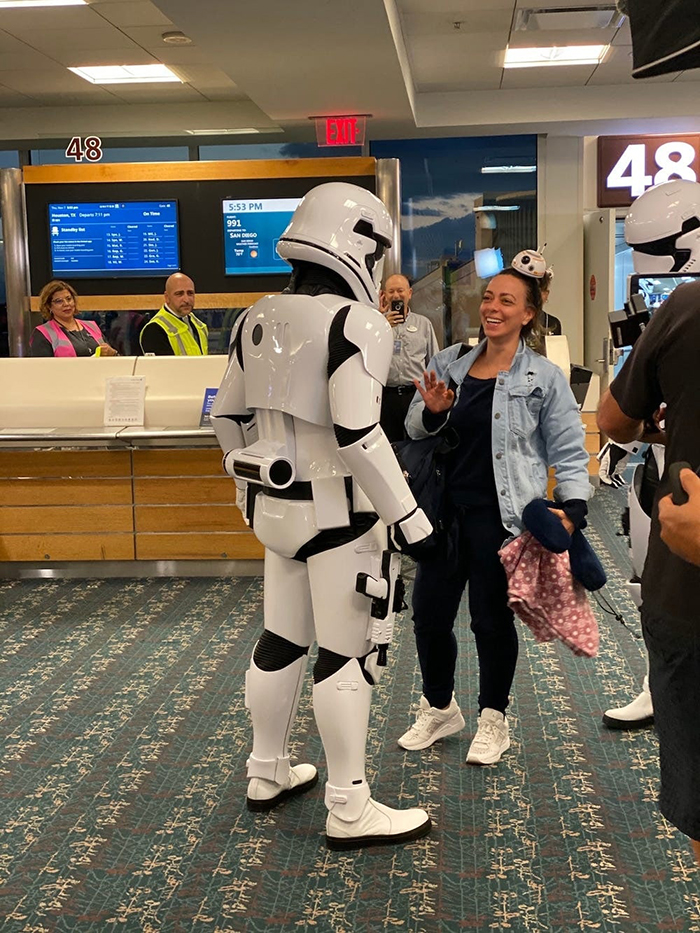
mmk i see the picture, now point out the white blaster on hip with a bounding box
[222,409,296,489]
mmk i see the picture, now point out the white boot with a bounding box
[324,782,431,851]
[314,657,431,850]
[245,650,318,811]
[602,676,654,730]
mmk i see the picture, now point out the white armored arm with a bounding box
[328,303,432,541]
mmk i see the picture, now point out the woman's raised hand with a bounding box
[413,370,454,413]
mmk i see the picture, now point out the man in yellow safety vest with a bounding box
[140,273,208,356]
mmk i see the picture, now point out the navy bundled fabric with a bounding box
[392,427,460,560]
[521,499,607,591]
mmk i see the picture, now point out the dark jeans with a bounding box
[412,503,517,714]
[380,386,414,443]
[642,606,700,841]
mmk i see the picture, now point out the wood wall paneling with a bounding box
[133,476,235,506]
[135,504,247,533]
[0,450,131,479]
[0,505,133,534]
[133,448,224,477]
[0,478,133,507]
[0,534,134,561]
[135,533,263,561]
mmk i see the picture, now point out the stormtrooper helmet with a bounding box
[625,179,700,274]
[276,182,392,306]
[511,249,547,279]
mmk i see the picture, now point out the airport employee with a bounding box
[140,273,208,356]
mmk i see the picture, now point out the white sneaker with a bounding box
[602,677,654,729]
[397,695,465,750]
[247,763,318,812]
[466,708,510,765]
[326,797,431,851]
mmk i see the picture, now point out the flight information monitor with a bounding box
[222,197,302,276]
[48,201,180,278]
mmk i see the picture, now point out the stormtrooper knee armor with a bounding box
[212,183,432,849]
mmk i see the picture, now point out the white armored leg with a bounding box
[245,650,318,811]
[313,657,372,817]
[246,651,308,784]
[313,654,431,850]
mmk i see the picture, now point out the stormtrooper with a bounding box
[211,182,433,850]
[602,178,700,728]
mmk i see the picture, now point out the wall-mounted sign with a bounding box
[65,136,103,163]
[314,115,366,148]
[598,134,700,208]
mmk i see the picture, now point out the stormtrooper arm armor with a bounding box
[211,313,257,512]
[328,304,432,544]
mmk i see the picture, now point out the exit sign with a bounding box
[315,115,366,148]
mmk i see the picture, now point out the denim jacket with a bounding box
[405,339,591,536]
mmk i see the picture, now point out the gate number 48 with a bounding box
[65,136,103,163]
[607,141,697,197]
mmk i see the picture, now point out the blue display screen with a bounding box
[222,198,301,275]
[48,200,180,278]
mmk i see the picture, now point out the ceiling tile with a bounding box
[91,2,174,27]
[52,48,158,68]
[104,83,205,102]
[0,5,102,30]
[402,10,512,36]
[0,49,59,71]
[398,1,513,12]
[9,27,143,55]
[587,45,679,86]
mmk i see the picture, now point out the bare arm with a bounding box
[597,387,644,444]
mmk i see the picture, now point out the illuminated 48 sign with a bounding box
[598,134,700,207]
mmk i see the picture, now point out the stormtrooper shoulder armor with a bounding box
[328,302,392,432]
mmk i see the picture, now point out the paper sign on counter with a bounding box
[104,376,146,426]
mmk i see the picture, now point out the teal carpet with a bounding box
[0,485,698,932]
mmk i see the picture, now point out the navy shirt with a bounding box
[422,374,499,508]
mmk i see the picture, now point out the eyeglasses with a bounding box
[50,296,75,307]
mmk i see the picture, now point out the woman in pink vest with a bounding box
[30,280,117,358]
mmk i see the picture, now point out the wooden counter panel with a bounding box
[0,478,133,506]
[0,505,133,534]
[135,533,263,561]
[24,157,376,185]
[0,534,134,561]
[135,504,246,533]
[0,450,131,479]
[134,476,234,505]
[133,448,224,477]
[584,433,601,454]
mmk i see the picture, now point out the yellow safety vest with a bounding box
[141,306,208,356]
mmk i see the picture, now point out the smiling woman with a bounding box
[30,280,117,358]
[398,256,591,767]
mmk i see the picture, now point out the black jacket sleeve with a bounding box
[140,322,174,356]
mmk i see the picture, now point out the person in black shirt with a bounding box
[139,273,208,356]
[598,279,700,864]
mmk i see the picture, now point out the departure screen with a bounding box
[222,198,301,276]
[48,201,180,278]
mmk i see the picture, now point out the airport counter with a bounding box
[0,356,262,577]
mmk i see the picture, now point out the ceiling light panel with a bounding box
[69,64,182,84]
[504,45,609,68]
[0,0,86,7]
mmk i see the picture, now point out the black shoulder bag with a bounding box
[391,344,468,560]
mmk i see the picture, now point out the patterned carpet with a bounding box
[0,485,698,932]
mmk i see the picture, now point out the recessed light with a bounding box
[69,64,182,84]
[481,165,537,174]
[185,128,279,136]
[0,0,86,6]
[473,205,521,212]
[504,45,609,68]
[161,31,192,46]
